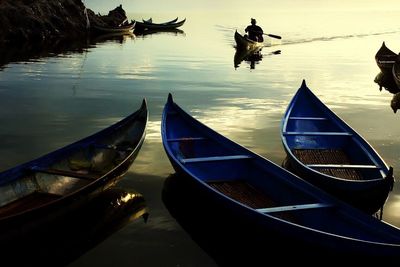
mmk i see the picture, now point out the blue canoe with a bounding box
[281,80,394,214]
[161,93,400,260]
[0,99,148,229]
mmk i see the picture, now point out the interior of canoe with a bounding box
[293,149,364,180]
[283,127,385,180]
[0,136,138,218]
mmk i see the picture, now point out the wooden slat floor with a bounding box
[293,149,363,180]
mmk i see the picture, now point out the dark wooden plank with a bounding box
[0,192,61,218]
[31,167,98,180]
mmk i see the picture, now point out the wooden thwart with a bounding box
[257,203,333,213]
[288,117,328,121]
[283,131,351,136]
[181,155,251,164]
[30,166,98,180]
[167,137,206,142]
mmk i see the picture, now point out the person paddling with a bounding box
[245,18,264,42]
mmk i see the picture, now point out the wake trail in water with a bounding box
[281,30,400,46]
[215,25,400,47]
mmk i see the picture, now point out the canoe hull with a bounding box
[91,21,136,34]
[375,42,397,74]
[162,93,400,260]
[281,80,393,214]
[282,155,392,214]
[0,99,148,239]
[234,30,263,51]
[135,18,186,31]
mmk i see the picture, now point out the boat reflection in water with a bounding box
[163,173,314,266]
[136,28,185,38]
[91,31,136,45]
[1,187,148,267]
[374,71,400,113]
[162,174,255,266]
[234,48,280,70]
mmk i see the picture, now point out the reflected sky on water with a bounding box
[1,3,400,265]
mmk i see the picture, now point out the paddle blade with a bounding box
[267,34,282,39]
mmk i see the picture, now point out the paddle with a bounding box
[264,33,282,39]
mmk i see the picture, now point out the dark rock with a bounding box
[0,0,130,67]
[0,1,128,44]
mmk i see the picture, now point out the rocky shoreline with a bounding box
[0,0,130,68]
[0,0,128,45]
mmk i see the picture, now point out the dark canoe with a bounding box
[281,80,394,214]
[375,41,397,73]
[91,20,136,34]
[135,18,186,31]
[142,17,178,24]
[392,54,400,89]
[0,99,148,236]
[161,93,400,260]
[234,30,263,51]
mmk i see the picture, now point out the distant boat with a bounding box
[375,41,397,74]
[142,17,178,24]
[281,80,394,214]
[91,20,136,34]
[161,93,400,260]
[0,99,148,236]
[135,18,186,31]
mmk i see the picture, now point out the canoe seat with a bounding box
[29,166,98,180]
[288,117,328,121]
[283,131,352,136]
[256,203,333,213]
[167,137,206,142]
[293,149,364,180]
[180,155,251,164]
[306,164,379,169]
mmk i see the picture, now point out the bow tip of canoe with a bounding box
[141,98,147,108]
[167,93,174,103]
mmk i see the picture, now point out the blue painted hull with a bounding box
[161,93,400,259]
[0,99,148,231]
[281,80,393,214]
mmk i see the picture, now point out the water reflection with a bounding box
[0,32,137,70]
[162,174,317,265]
[162,174,255,266]
[234,48,280,69]
[91,32,136,45]
[1,187,148,267]
[374,71,400,113]
[136,28,185,38]
[0,38,93,70]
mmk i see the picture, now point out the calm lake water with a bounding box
[1,5,400,266]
